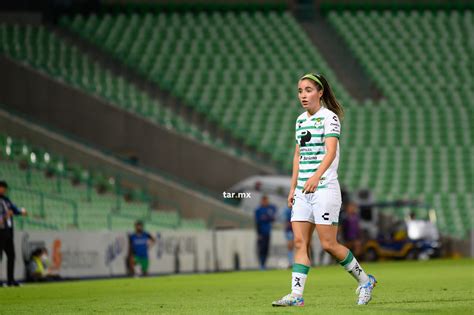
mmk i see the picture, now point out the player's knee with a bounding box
[320,239,337,253]
[293,236,308,253]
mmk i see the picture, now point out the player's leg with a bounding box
[313,188,370,280]
[291,221,314,295]
[141,258,149,276]
[5,233,16,286]
[257,233,265,269]
[272,193,314,307]
[315,224,376,304]
[304,223,315,262]
[313,189,376,305]
[261,234,270,269]
[128,254,135,276]
[293,221,313,266]
[315,224,367,279]
[0,231,5,286]
[272,221,313,307]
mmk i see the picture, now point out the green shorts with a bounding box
[134,255,149,273]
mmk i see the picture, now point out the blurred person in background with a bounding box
[128,220,155,276]
[27,247,60,282]
[341,202,362,257]
[28,248,45,281]
[0,180,27,287]
[284,206,294,268]
[255,195,276,270]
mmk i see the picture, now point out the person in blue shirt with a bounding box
[128,220,155,276]
[255,195,276,269]
[0,180,27,286]
[284,207,294,268]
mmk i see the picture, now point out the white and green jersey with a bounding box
[295,106,341,191]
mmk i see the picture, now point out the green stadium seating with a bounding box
[0,133,206,231]
[0,10,471,238]
[59,11,350,170]
[59,10,473,238]
[327,10,473,238]
[0,24,240,158]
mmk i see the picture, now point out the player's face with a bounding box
[0,186,5,195]
[298,79,322,110]
[135,224,143,233]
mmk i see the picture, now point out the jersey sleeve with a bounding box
[324,114,341,139]
[5,197,21,215]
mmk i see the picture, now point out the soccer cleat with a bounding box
[272,293,304,307]
[356,275,377,305]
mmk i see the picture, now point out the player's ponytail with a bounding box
[318,74,344,120]
[301,73,344,120]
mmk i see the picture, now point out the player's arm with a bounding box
[6,197,26,216]
[255,211,261,233]
[270,206,277,222]
[127,234,133,257]
[303,137,338,193]
[288,144,300,208]
[147,233,156,247]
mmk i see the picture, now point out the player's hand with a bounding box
[303,175,320,194]
[287,189,295,208]
[21,208,27,216]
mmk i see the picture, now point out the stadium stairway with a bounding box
[0,106,253,230]
[295,5,382,102]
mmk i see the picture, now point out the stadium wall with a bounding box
[0,56,275,194]
[2,230,323,281]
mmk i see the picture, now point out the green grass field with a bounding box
[1,259,473,314]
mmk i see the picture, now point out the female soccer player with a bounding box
[272,73,376,307]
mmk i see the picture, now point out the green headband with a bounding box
[301,73,324,90]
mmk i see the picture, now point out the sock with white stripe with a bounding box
[339,250,369,285]
[291,263,310,297]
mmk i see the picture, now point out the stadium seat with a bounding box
[0,24,239,161]
[327,10,473,237]
[59,11,348,170]
[1,9,471,237]
[0,133,203,231]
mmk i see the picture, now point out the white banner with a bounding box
[0,229,324,281]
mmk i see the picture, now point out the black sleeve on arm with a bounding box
[5,197,21,215]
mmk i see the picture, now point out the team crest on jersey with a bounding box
[315,117,323,126]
